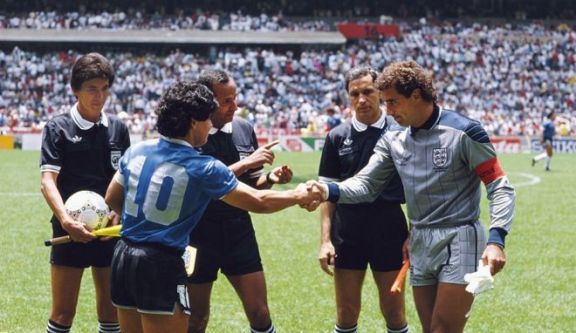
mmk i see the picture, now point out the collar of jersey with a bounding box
[351,110,386,132]
[209,121,233,135]
[160,135,193,148]
[409,104,441,135]
[70,103,109,130]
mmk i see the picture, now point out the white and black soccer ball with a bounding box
[64,191,110,230]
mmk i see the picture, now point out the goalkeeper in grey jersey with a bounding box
[312,61,515,333]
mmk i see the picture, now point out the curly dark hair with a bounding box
[376,60,437,103]
[155,81,219,138]
[70,52,115,91]
[344,66,378,92]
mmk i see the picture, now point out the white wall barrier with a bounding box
[19,133,144,150]
[10,133,576,153]
[530,138,576,153]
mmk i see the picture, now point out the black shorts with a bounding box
[187,214,262,284]
[110,239,190,315]
[332,202,408,272]
[50,218,117,268]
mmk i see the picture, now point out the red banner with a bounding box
[491,137,522,153]
[337,23,400,39]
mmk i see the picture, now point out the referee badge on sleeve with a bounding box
[110,151,121,170]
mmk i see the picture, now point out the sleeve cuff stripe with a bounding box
[40,165,61,173]
[319,176,339,183]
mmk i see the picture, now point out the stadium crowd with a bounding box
[1,20,575,137]
[0,9,332,32]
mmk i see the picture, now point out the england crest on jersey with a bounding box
[111,151,121,170]
[432,148,448,169]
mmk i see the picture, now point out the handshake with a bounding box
[293,180,329,211]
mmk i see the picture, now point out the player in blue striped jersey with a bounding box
[105,81,321,333]
[312,61,515,333]
[531,111,557,171]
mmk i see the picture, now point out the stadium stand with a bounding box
[1,1,575,142]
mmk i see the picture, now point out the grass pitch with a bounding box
[0,150,574,332]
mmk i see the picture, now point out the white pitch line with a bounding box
[513,173,541,188]
[0,192,40,196]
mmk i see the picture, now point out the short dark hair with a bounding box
[198,69,232,92]
[376,60,437,103]
[70,52,115,91]
[344,66,378,92]
[155,81,219,138]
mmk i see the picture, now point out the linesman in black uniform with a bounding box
[318,67,410,333]
[187,69,292,333]
[40,53,130,333]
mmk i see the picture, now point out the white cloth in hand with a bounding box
[464,260,494,295]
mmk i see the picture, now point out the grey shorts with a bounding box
[409,221,486,286]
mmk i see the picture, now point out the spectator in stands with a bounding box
[324,106,341,131]
[2,20,576,140]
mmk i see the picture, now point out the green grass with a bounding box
[1,150,575,332]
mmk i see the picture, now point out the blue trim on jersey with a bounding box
[488,227,507,248]
[327,183,341,203]
[440,109,490,143]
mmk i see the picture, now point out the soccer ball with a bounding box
[64,191,110,230]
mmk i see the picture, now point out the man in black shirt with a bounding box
[318,67,410,333]
[40,53,130,333]
[187,69,291,333]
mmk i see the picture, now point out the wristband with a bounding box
[326,183,340,203]
[487,228,507,248]
[266,171,275,184]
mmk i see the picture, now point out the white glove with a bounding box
[464,260,494,295]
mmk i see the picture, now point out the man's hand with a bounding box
[306,180,329,201]
[268,165,293,184]
[242,140,279,171]
[294,183,324,211]
[402,233,411,262]
[318,241,336,276]
[61,215,96,243]
[482,244,506,275]
[100,211,120,241]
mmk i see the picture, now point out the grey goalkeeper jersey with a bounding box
[336,107,515,233]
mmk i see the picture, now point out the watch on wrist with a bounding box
[266,171,275,184]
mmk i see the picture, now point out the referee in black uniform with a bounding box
[40,53,130,333]
[318,67,410,333]
[187,69,292,333]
